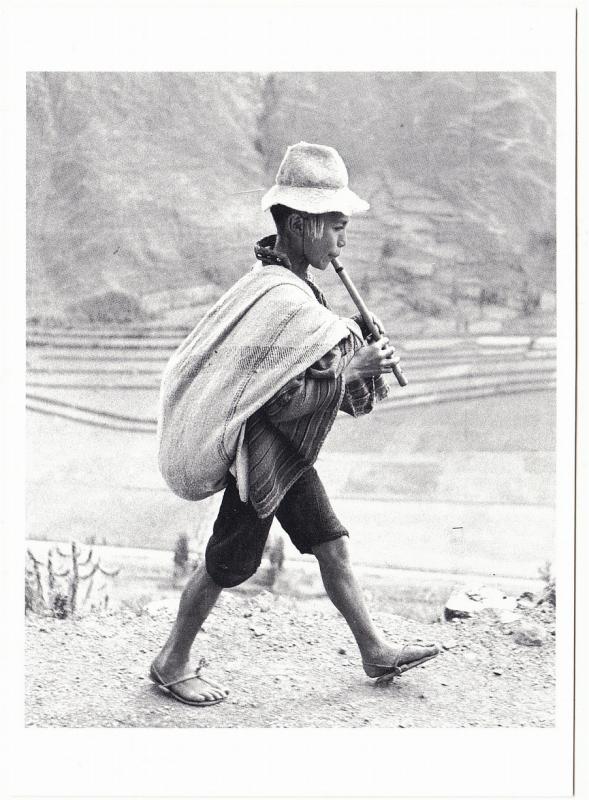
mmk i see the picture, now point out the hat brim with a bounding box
[261,185,369,216]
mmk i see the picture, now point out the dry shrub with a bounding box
[67,290,145,324]
[25,543,121,618]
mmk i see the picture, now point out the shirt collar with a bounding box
[254,235,292,267]
[253,235,322,294]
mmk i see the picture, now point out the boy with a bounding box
[152,142,438,706]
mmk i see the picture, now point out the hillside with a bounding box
[26,72,555,326]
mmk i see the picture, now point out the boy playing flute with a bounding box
[152,142,438,706]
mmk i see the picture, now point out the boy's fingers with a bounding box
[381,353,401,371]
[371,313,385,332]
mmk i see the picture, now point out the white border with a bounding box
[1,2,578,798]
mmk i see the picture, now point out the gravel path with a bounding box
[25,590,555,728]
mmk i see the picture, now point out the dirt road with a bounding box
[25,588,555,729]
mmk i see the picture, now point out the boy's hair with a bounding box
[270,204,325,241]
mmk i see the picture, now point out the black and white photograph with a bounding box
[2,3,581,798]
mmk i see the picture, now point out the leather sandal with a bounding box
[150,659,229,706]
[364,643,439,685]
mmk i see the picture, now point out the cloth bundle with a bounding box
[157,264,361,505]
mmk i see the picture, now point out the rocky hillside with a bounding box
[26,72,555,325]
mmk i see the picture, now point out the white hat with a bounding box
[261,141,369,216]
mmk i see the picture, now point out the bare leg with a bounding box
[151,561,228,702]
[312,538,438,677]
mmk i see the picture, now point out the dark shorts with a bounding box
[205,467,348,588]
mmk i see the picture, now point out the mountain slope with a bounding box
[26,71,555,324]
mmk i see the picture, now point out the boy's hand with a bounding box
[367,312,385,337]
[345,337,400,379]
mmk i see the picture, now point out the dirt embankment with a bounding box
[25,589,555,728]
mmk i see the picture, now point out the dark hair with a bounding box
[269,204,298,232]
[269,204,324,239]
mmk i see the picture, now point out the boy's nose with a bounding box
[337,231,347,248]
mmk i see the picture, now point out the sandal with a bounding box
[150,659,229,706]
[364,643,439,685]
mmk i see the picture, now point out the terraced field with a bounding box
[26,327,555,432]
[26,326,556,582]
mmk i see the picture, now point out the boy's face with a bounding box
[305,212,349,270]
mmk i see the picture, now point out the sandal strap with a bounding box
[158,666,226,693]
[193,674,226,692]
[364,643,437,672]
[159,671,203,690]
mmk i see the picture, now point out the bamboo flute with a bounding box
[332,258,407,387]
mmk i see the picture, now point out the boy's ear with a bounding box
[286,212,305,237]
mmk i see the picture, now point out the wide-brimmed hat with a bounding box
[261,141,369,216]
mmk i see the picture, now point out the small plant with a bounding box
[25,542,121,618]
[479,286,506,306]
[173,534,190,570]
[538,560,556,606]
[25,555,45,614]
[521,288,541,315]
[264,530,285,590]
[172,533,194,585]
[120,594,153,617]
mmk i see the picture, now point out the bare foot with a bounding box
[150,656,229,705]
[362,642,439,678]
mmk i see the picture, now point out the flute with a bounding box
[332,257,408,388]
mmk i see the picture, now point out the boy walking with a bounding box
[151,142,438,706]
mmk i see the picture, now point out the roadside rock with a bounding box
[444,586,516,621]
[516,591,537,611]
[513,621,546,647]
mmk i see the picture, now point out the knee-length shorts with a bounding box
[205,467,348,588]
